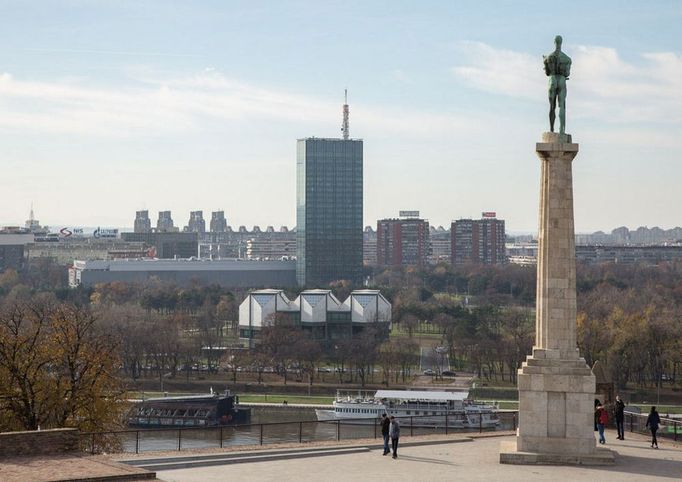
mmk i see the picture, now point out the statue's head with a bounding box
[554,35,563,50]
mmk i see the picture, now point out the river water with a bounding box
[110,407,516,453]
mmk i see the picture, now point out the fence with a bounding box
[623,411,681,443]
[80,411,518,455]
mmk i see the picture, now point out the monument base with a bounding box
[499,440,615,466]
[499,348,615,465]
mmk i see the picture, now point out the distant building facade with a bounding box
[296,137,363,286]
[200,226,294,260]
[428,226,451,264]
[210,211,228,233]
[121,231,198,259]
[246,230,296,260]
[70,258,296,288]
[576,245,682,264]
[186,211,206,234]
[451,213,506,265]
[506,242,538,266]
[376,212,430,268]
[0,232,33,272]
[134,210,152,233]
[29,236,147,265]
[238,289,390,344]
[157,211,177,232]
[363,226,377,266]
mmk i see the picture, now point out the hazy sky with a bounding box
[1,1,680,232]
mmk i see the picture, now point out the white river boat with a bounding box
[315,389,499,428]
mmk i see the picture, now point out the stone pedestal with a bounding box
[500,133,614,465]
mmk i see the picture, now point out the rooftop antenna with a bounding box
[29,202,34,222]
[342,89,349,140]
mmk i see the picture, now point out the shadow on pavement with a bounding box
[587,452,682,480]
[393,455,456,466]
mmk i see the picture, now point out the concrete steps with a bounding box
[120,445,370,471]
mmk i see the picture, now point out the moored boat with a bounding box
[315,389,499,428]
[129,389,251,428]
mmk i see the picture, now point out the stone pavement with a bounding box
[0,453,155,481]
[156,431,682,482]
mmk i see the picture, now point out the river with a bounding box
[111,407,516,453]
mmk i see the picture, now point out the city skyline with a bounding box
[1,1,680,232]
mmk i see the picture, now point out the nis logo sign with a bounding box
[59,227,84,237]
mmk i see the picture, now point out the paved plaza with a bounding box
[156,432,682,482]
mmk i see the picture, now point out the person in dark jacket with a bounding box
[646,406,661,449]
[595,404,608,444]
[389,416,401,459]
[614,395,625,440]
[380,413,390,455]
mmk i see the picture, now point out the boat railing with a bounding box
[79,410,520,455]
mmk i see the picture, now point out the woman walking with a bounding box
[646,406,661,449]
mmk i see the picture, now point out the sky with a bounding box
[0,0,680,233]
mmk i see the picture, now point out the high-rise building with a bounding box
[186,211,206,234]
[134,210,152,233]
[451,213,505,265]
[296,135,363,286]
[157,211,177,232]
[376,212,430,268]
[210,211,228,233]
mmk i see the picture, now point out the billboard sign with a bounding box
[481,212,497,218]
[399,210,420,218]
[59,227,85,237]
[93,227,118,239]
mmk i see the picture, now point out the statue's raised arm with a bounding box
[544,35,572,135]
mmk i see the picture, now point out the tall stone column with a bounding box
[535,133,578,359]
[500,133,614,465]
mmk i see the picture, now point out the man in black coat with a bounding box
[380,413,390,455]
[615,395,625,440]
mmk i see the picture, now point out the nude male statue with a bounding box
[543,35,572,135]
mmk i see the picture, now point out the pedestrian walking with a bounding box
[614,395,625,440]
[389,416,400,459]
[380,413,390,455]
[645,406,661,449]
[596,404,608,444]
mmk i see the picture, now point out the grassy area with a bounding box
[631,404,682,415]
[129,391,334,405]
[238,394,334,405]
[130,391,196,399]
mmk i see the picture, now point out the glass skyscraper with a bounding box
[296,137,363,287]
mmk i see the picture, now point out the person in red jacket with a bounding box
[596,404,608,444]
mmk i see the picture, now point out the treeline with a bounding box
[576,263,682,389]
[0,257,680,423]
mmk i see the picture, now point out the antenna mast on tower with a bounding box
[342,89,349,140]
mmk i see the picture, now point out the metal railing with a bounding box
[80,411,517,455]
[623,411,681,443]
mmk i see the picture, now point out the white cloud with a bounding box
[0,70,490,140]
[452,42,682,125]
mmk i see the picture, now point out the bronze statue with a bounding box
[543,35,572,135]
